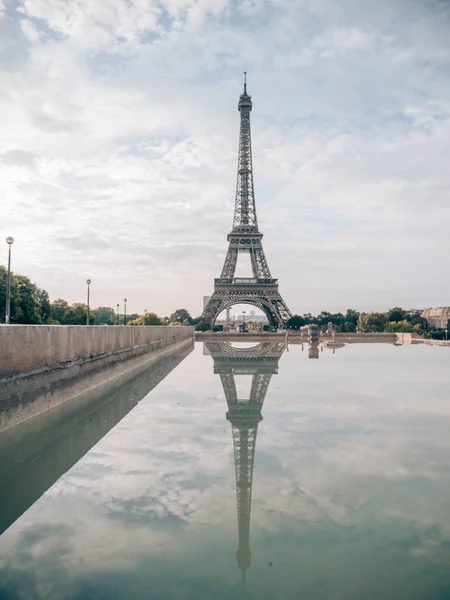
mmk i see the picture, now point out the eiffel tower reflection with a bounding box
[205,341,286,586]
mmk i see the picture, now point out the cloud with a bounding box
[0,0,450,315]
[1,149,36,168]
[0,15,32,71]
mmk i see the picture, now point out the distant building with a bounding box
[251,315,269,324]
[421,307,450,329]
[235,314,268,324]
[247,321,264,332]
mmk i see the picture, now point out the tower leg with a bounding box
[221,247,239,279]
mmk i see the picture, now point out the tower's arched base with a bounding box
[201,278,291,329]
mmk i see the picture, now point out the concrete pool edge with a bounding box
[0,330,194,431]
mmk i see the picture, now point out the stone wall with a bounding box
[0,325,193,379]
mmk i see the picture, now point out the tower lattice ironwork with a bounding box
[201,76,292,329]
[206,341,286,581]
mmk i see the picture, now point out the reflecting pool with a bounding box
[1,341,450,599]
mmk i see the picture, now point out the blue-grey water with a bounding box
[1,341,450,599]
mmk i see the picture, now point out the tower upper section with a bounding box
[232,73,258,233]
[238,74,252,112]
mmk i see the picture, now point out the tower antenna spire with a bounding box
[244,71,247,93]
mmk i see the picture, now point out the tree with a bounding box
[195,319,209,331]
[128,317,141,326]
[345,309,358,325]
[286,315,306,330]
[384,320,415,333]
[316,311,333,326]
[327,313,345,329]
[127,313,140,323]
[357,313,367,332]
[13,275,43,324]
[388,307,406,322]
[409,313,427,329]
[64,303,89,325]
[51,298,70,324]
[358,312,387,333]
[0,268,49,324]
[92,306,115,325]
[36,288,51,323]
[143,312,163,325]
[430,329,447,340]
[169,309,192,324]
[129,312,163,326]
[0,267,5,321]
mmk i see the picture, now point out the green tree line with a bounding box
[0,265,51,324]
[0,266,195,326]
[2,265,447,336]
[286,307,437,337]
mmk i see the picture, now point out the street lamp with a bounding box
[86,279,91,325]
[124,298,128,325]
[5,237,14,324]
[116,303,120,326]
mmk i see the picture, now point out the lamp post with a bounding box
[124,298,128,326]
[86,279,91,325]
[116,303,120,326]
[242,310,246,332]
[5,237,14,324]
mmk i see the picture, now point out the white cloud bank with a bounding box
[0,0,449,315]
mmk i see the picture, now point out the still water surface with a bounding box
[1,341,450,599]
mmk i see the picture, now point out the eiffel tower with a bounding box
[201,75,292,329]
[206,341,286,584]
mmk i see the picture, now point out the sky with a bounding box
[0,0,449,317]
